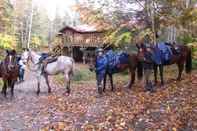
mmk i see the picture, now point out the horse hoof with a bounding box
[123,84,132,89]
[48,90,51,93]
[67,89,70,94]
[98,88,102,94]
[36,91,40,96]
[177,78,181,81]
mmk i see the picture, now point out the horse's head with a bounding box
[5,49,17,71]
[136,43,146,62]
[136,43,153,62]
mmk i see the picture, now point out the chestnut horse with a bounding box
[0,50,19,97]
[89,49,143,94]
[136,43,192,85]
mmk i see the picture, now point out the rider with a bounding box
[18,56,26,82]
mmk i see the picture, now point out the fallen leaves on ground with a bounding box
[0,69,196,130]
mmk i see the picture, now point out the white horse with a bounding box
[21,49,74,95]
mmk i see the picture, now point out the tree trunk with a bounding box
[27,1,34,49]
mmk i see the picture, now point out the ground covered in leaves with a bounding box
[0,64,196,130]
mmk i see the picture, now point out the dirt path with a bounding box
[0,68,197,130]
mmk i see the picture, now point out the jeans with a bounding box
[144,69,154,91]
[19,68,25,81]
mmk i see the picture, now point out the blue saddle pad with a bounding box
[96,50,129,74]
[157,42,173,63]
[151,42,173,65]
[39,53,49,62]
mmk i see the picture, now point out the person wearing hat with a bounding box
[143,42,155,92]
[96,48,104,57]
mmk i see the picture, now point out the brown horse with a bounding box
[0,50,19,98]
[89,49,143,94]
[136,42,192,85]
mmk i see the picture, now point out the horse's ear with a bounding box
[5,49,9,55]
[136,43,140,49]
[12,49,16,55]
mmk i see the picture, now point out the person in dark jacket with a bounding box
[143,43,155,92]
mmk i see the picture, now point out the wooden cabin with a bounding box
[58,25,106,63]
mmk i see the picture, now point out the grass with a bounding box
[0,80,3,90]
[192,59,197,69]
[54,64,96,85]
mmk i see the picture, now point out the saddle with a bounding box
[39,53,58,74]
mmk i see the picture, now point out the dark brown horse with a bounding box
[136,43,192,85]
[0,50,19,97]
[89,49,143,94]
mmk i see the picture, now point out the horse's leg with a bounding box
[64,72,71,94]
[131,70,135,87]
[11,80,15,98]
[44,74,51,93]
[154,65,158,84]
[36,75,41,95]
[159,65,164,85]
[103,73,107,92]
[3,80,8,97]
[177,63,184,81]
[2,80,7,97]
[109,73,114,91]
[123,69,133,88]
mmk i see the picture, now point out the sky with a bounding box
[33,0,143,21]
[34,0,77,20]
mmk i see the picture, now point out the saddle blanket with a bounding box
[152,42,173,65]
[39,53,49,62]
[96,50,129,74]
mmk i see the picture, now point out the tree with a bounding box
[75,0,197,46]
[0,0,13,33]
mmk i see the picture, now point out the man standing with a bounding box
[143,42,155,92]
[18,57,26,82]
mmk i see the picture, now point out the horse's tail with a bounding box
[137,61,143,80]
[185,47,192,73]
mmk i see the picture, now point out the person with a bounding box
[143,43,155,92]
[18,57,26,82]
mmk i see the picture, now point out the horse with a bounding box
[89,49,143,94]
[136,42,192,85]
[0,50,19,98]
[21,49,75,95]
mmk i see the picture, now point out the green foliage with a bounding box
[177,35,197,44]
[72,69,94,82]
[0,0,13,33]
[105,26,133,47]
[193,59,197,69]
[55,67,95,85]
[30,35,41,49]
[0,34,16,49]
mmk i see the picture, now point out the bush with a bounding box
[0,34,16,49]
[54,68,95,85]
[73,69,94,81]
[177,35,196,44]
[192,58,197,69]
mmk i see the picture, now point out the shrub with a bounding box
[0,34,16,49]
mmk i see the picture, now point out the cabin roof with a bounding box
[59,25,105,34]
